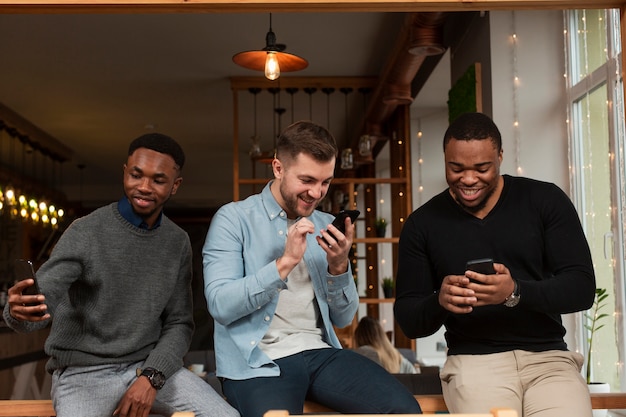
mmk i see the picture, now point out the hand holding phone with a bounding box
[465,258,495,284]
[14,259,46,317]
[323,209,360,244]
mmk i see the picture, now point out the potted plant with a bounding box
[381,277,394,298]
[375,217,387,238]
[584,288,610,417]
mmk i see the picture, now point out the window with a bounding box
[566,8,625,391]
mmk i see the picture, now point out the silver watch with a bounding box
[503,279,520,307]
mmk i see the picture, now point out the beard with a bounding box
[279,183,319,219]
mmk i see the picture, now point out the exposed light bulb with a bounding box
[265,52,280,80]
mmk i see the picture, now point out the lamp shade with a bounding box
[233,50,308,73]
[232,14,308,79]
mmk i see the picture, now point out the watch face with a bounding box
[504,294,520,307]
[141,368,165,389]
[151,372,165,389]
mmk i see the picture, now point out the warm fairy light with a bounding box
[0,186,64,227]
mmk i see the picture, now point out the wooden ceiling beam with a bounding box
[0,1,624,14]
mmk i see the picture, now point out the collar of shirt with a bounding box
[261,181,290,223]
[117,197,162,230]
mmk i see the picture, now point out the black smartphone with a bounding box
[324,209,360,243]
[465,258,495,275]
[14,259,46,316]
[466,258,495,284]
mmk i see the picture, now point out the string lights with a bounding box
[563,9,624,388]
[416,119,424,207]
[0,123,66,228]
[510,11,523,176]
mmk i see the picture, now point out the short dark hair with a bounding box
[128,133,185,170]
[443,112,502,152]
[275,121,338,163]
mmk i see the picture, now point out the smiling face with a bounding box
[271,152,335,219]
[123,147,182,227]
[444,138,503,219]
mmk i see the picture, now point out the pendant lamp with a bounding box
[233,14,308,80]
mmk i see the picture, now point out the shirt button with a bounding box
[257,306,261,310]
[328,280,334,285]
[250,340,255,345]
[279,230,284,235]
[280,212,286,217]
[264,316,270,321]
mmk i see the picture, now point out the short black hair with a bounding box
[128,133,185,169]
[443,112,502,152]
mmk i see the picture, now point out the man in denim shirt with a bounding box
[203,121,422,417]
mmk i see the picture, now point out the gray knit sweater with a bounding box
[3,203,194,378]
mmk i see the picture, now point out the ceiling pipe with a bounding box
[360,12,448,139]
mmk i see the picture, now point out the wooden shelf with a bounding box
[359,298,394,303]
[353,237,398,244]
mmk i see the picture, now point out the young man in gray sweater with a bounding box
[3,133,239,417]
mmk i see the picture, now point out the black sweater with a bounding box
[394,175,595,355]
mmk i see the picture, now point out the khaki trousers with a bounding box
[440,350,592,417]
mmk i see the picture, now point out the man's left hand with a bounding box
[318,216,354,275]
[113,376,157,417]
[465,263,516,306]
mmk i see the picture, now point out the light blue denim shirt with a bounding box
[202,182,358,380]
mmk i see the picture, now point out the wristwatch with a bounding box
[136,367,166,390]
[503,279,520,307]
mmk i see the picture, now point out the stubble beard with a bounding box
[280,184,317,218]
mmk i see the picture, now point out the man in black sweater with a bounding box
[395,112,595,417]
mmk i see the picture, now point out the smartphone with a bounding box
[466,258,495,275]
[466,258,495,284]
[324,209,360,243]
[14,259,46,316]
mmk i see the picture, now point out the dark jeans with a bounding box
[223,348,422,417]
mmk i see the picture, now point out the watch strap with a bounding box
[137,367,166,390]
[503,279,520,307]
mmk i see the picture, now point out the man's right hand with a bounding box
[277,219,314,280]
[7,279,49,321]
[438,274,477,314]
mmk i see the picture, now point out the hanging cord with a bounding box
[286,88,298,124]
[304,87,317,121]
[340,87,353,145]
[322,88,335,131]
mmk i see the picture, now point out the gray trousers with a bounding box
[51,360,239,417]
